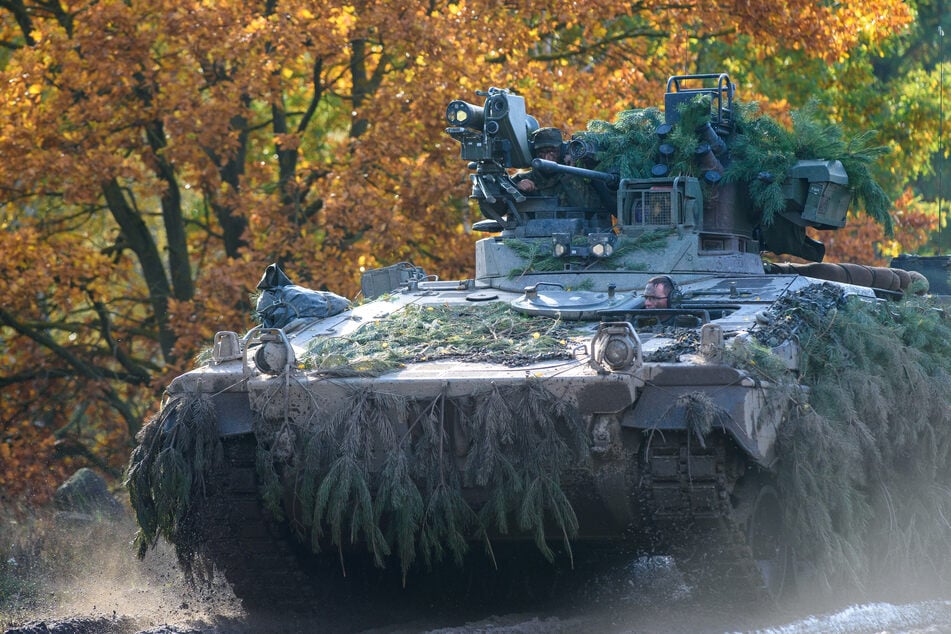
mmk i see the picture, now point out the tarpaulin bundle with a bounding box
[254,263,351,329]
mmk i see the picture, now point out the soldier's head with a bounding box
[531,127,564,161]
[644,275,675,309]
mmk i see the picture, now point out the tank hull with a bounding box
[146,276,806,607]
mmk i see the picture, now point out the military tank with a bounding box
[126,73,926,610]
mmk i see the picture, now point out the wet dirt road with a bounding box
[6,527,951,634]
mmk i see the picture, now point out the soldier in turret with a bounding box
[513,127,599,208]
[642,275,700,328]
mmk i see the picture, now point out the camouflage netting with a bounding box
[126,376,589,582]
[503,229,671,277]
[643,329,701,362]
[126,394,223,579]
[578,95,892,231]
[127,284,951,594]
[733,284,951,591]
[300,301,583,375]
[249,379,589,581]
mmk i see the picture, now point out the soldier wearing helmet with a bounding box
[513,127,597,208]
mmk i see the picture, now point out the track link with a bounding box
[641,433,776,602]
[197,434,328,614]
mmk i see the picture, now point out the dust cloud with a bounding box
[1,511,241,633]
[4,511,951,633]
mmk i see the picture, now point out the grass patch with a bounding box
[0,502,143,629]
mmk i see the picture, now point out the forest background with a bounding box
[0,0,948,505]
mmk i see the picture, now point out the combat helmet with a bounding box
[531,127,563,151]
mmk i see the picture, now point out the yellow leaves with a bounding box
[244,16,269,35]
[329,6,357,36]
[700,0,912,65]
[590,23,607,40]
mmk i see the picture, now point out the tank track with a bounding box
[195,434,573,616]
[198,431,773,611]
[196,433,329,614]
[640,432,775,602]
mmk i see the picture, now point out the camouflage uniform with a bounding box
[518,170,597,207]
[514,127,599,208]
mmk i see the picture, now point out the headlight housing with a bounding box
[590,322,642,372]
[588,233,615,258]
[246,327,296,374]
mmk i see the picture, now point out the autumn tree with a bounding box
[0,0,915,500]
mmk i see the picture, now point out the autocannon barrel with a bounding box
[531,158,620,188]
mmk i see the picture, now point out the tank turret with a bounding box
[451,74,852,272]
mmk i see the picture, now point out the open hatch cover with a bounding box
[510,288,642,320]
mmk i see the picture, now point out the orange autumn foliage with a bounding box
[0,0,919,501]
[809,190,940,266]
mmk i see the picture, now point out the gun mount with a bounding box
[445,88,539,168]
[450,75,853,266]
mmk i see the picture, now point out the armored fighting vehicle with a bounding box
[127,74,925,610]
